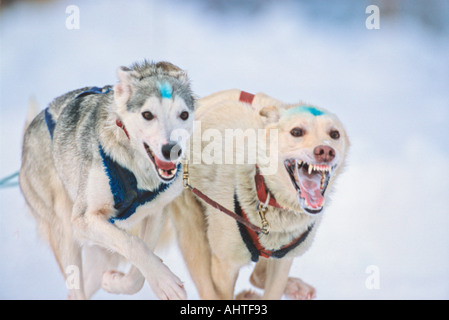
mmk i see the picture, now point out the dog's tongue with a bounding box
[154,156,176,171]
[295,168,324,208]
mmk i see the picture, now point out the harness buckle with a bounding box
[257,202,270,235]
[181,158,190,189]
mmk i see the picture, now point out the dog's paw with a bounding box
[102,270,126,294]
[235,289,262,300]
[147,262,186,300]
[102,270,144,295]
[284,277,316,300]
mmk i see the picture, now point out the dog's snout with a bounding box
[313,145,335,163]
[161,142,182,161]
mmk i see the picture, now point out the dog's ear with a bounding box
[156,61,188,82]
[259,105,280,124]
[114,66,138,103]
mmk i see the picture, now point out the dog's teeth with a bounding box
[308,165,313,174]
[296,164,301,182]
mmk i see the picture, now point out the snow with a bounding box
[1,0,448,299]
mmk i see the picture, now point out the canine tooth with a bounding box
[308,165,313,174]
[296,164,300,179]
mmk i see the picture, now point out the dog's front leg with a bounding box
[210,253,241,299]
[101,214,166,295]
[72,205,186,300]
[261,257,293,299]
[249,257,315,300]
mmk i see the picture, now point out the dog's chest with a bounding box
[112,181,182,230]
[99,145,183,229]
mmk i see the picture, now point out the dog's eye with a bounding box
[290,127,304,137]
[142,111,154,121]
[180,111,189,121]
[330,129,340,140]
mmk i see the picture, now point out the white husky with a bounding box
[169,89,350,299]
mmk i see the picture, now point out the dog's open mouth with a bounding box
[144,143,178,182]
[284,159,336,214]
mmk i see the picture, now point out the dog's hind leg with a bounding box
[20,167,86,299]
[52,191,86,300]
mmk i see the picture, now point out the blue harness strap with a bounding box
[98,145,180,223]
[75,86,111,99]
[44,108,57,139]
[44,86,111,139]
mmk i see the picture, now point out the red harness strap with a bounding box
[190,186,263,234]
[116,119,130,139]
[234,192,313,262]
[239,90,255,105]
[239,205,296,259]
[254,168,284,209]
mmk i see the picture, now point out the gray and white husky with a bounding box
[19,61,195,299]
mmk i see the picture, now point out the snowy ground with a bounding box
[1,0,448,300]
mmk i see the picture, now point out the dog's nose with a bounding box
[313,145,335,163]
[161,142,182,161]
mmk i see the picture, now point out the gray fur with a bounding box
[19,60,195,300]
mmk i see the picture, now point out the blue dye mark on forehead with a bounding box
[284,105,325,117]
[157,81,173,99]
